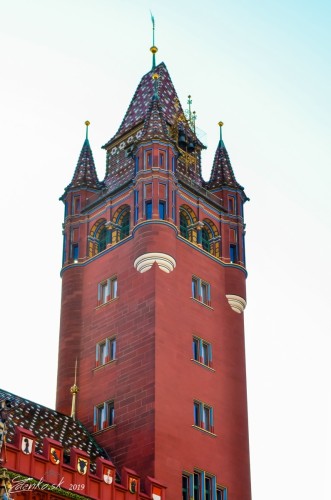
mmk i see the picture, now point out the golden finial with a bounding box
[218,121,224,127]
[152,73,159,80]
[85,120,90,127]
[150,46,158,54]
[70,359,79,420]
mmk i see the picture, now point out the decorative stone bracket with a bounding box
[226,294,246,314]
[134,253,176,273]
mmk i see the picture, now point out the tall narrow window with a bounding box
[201,228,210,253]
[73,196,81,214]
[228,196,236,214]
[230,244,237,263]
[180,213,189,239]
[193,472,201,500]
[72,243,79,263]
[182,475,190,500]
[146,201,152,219]
[98,227,108,252]
[159,201,166,220]
[159,151,165,168]
[216,487,227,500]
[120,212,130,240]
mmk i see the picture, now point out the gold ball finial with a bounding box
[218,121,224,127]
[85,120,90,127]
[152,73,159,80]
[150,45,158,54]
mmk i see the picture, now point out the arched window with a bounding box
[180,213,189,239]
[120,211,130,240]
[201,228,210,252]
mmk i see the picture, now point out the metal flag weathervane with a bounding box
[150,12,158,71]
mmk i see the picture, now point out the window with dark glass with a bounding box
[120,212,130,240]
[201,228,210,252]
[146,200,152,219]
[73,196,81,214]
[205,477,212,500]
[159,201,166,220]
[98,227,108,252]
[230,244,237,263]
[193,472,201,500]
[182,475,190,500]
[180,213,189,239]
[72,243,79,262]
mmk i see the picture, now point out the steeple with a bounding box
[139,75,172,142]
[208,121,245,191]
[66,121,100,191]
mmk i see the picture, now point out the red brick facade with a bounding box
[54,61,251,499]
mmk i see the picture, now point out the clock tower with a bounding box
[56,46,251,500]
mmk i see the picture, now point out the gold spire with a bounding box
[70,359,79,420]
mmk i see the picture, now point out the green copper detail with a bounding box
[218,121,224,145]
[85,120,90,141]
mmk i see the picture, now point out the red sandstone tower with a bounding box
[56,47,251,499]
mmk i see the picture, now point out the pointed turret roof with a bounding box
[103,62,189,147]
[208,123,244,191]
[139,92,172,142]
[68,136,100,190]
[63,123,101,195]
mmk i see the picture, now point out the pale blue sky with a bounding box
[1,1,330,499]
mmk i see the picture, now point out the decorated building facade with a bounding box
[0,41,251,500]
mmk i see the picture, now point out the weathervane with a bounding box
[150,12,158,71]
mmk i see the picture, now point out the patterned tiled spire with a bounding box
[104,63,186,147]
[139,75,172,142]
[67,122,100,190]
[208,122,244,190]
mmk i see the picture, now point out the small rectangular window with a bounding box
[98,277,118,305]
[146,200,152,219]
[193,400,214,432]
[96,338,116,367]
[192,276,211,306]
[94,400,115,431]
[147,151,153,167]
[192,336,212,367]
